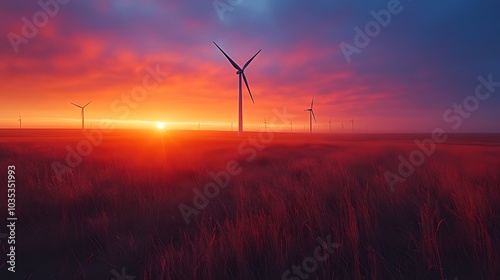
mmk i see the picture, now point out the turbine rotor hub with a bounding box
[236,70,243,74]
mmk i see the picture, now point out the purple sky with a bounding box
[0,0,499,132]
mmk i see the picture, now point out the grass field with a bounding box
[0,129,499,279]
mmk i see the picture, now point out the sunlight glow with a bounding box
[157,123,165,129]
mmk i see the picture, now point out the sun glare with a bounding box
[157,123,165,129]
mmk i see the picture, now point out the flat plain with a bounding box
[0,129,499,279]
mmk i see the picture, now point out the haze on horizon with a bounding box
[0,0,499,133]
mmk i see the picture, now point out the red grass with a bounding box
[0,129,499,279]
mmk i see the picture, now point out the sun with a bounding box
[157,123,165,129]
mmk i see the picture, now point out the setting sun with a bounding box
[157,123,165,129]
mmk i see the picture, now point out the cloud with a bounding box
[0,0,498,132]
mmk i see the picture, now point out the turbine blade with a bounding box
[311,110,317,123]
[70,102,82,108]
[83,101,92,108]
[242,49,262,71]
[242,73,254,103]
[213,42,242,71]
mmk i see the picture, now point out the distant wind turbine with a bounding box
[264,119,267,131]
[18,114,21,129]
[213,42,261,137]
[329,116,332,133]
[304,97,317,133]
[70,101,92,129]
[350,118,355,132]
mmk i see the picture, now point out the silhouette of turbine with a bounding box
[213,42,261,137]
[70,101,92,129]
[304,97,317,133]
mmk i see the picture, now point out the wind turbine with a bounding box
[350,118,355,132]
[264,119,267,131]
[18,114,21,129]
[213,42,261,137]
[304,97,317,133]
[329,116,332,133]
[70,101,92,129]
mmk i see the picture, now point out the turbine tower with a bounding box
[264,119,267,131]
[304,97,317,133]
[18,114,21,129]
[70,101,92,129]
[213,42,261,137]
[329,116,332,133]
[350,118,355,132]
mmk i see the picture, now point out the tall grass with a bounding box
[0,131,499,279]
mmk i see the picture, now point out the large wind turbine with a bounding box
[213,42,261,137]
[70,101,92,129]
[304,97,317,133]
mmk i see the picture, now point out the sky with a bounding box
[0,0,499,132]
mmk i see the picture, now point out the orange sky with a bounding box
[1,1,499,133]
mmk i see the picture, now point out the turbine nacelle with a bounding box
[236,70,243,75]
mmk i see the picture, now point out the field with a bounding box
[0,129,499,280]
